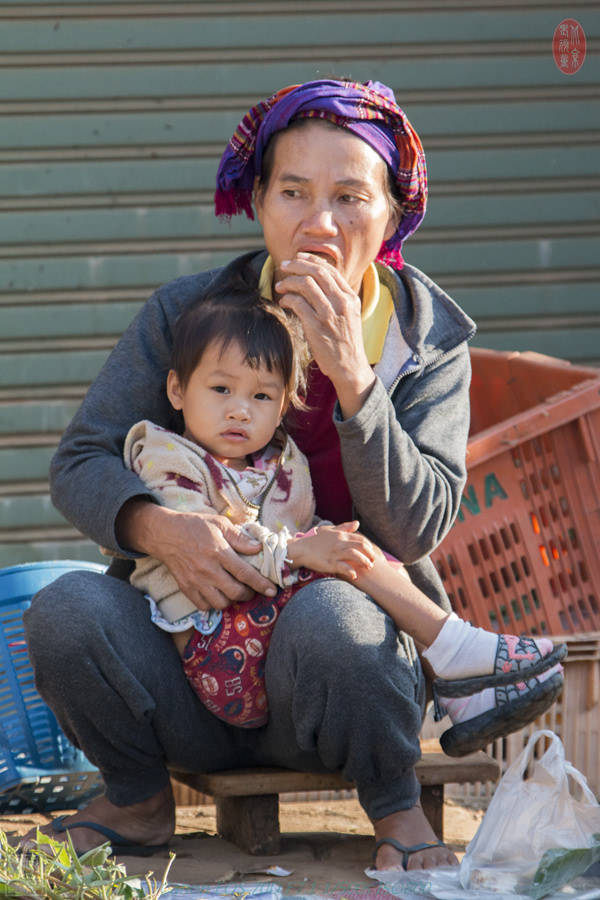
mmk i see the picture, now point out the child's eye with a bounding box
[255,392,271,401]
[212,385,229,394]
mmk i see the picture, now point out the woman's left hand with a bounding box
[275,252,376,418]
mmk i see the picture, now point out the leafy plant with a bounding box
[0,828,174,899]
[527,833,600,899]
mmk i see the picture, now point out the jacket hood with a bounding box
[378,262,476,366]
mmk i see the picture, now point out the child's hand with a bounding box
[286,521,378,581]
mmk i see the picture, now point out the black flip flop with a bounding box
[373,836,447,870]
[51,815,169,857]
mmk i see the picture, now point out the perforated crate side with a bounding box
[0,602,67,774]
[0,562,106,806]
[0,766,105,815]
[432,406,600,636]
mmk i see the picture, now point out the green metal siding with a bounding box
[1,0,599,564]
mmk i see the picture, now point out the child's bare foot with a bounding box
[20,783,175,856]
[372,803,458,871]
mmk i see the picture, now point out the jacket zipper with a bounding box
[221,441,286,523]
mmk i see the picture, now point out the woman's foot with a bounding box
[371,804,458,871]
[20,783,175,855]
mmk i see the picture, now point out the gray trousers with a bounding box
[23,571,426,821]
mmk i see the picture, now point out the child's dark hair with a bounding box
[171,273,309,410]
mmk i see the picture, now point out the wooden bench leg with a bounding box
[216,794,281,855]
[215,787,444,855]
[420,784,444,841]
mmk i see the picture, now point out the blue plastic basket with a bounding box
[0,561,106,813]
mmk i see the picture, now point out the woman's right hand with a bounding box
[286,521,378,581]
[116,499,277,610]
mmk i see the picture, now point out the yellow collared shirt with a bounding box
[258,257,393,365]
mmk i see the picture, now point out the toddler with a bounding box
[124,289,565,755]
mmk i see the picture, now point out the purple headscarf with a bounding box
[214,79,427,269]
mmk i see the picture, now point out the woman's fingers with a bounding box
[281,252,350,288]
[275,255,358,315]
[157,512,277,610]
[166,548,249,610]
[217,519,278,596]
[221,547,278,598]
[274,253,373,403]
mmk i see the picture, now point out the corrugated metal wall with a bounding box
[1,1,599,566]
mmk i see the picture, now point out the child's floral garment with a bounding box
[182,568,324,727]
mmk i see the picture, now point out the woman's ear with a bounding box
[253,175,264,224]
[384,205,402,243]
[166,369,184,410]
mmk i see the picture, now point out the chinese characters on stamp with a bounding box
[552,18,586,75]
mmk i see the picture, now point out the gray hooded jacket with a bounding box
[50,251,476,608]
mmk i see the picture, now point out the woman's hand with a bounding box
[286,521,379,581]
[275,253,376,418]
[116,499,277,610]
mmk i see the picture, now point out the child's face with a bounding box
[167,339,287,469]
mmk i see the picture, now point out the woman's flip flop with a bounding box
[373,836,447,870]
[51,815,169,857]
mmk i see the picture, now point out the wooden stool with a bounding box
[172,739,499,854]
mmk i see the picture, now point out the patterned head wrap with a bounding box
[214,79,427,269]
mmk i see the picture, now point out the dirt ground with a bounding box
[0,797,485,895]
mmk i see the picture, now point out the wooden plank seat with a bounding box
[172,739,499,855]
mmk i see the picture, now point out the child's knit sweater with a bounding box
[124,420,318,626]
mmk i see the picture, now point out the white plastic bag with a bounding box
[461,730,600,895]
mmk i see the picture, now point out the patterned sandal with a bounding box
[438,669,565,757]
[432,636,567,702]
[373,837,447,870]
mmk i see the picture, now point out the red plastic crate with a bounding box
[432,348,600,636]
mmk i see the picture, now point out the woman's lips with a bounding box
[298,247,340,266]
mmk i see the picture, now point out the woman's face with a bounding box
[254,121,397,295]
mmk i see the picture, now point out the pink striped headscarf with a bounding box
[214,79,427,269]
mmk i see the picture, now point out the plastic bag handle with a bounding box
[514,729,561,779]
[517,730,598,804]
[564,760,599,804]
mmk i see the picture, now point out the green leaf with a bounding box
[0,826,174,899]
[77,845,114,868]
[35,827,72,868]
[527,834,600,899]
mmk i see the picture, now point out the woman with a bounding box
[25,79,481,870]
